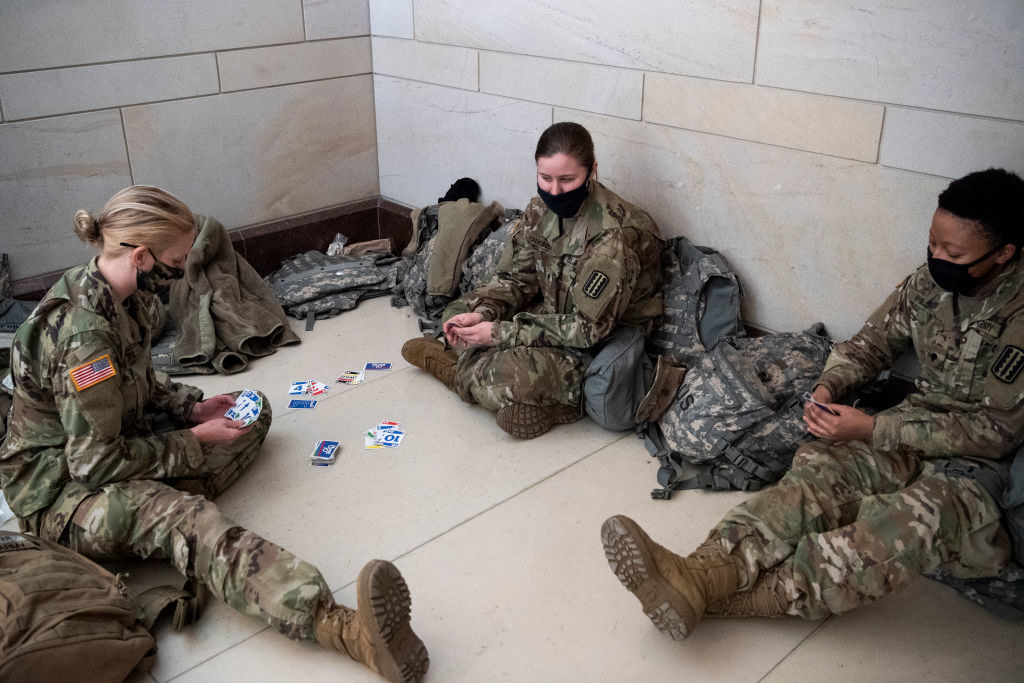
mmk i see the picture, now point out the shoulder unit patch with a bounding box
[583,270,610,299]
[991,345,1024,384]
[69,354,117,391]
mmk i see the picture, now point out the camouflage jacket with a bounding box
[816,259,1024,460]
[0,259,204,534]
[461,181,665,350]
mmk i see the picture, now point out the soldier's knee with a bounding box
[792,441,828,467]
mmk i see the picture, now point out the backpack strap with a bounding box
[134,579,207,632]
[643,423,764,499]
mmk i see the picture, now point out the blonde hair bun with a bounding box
[73,209,103,246]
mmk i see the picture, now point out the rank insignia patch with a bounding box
[69,354,117,391]
[991,345,1024,384]
[582,270,610,299]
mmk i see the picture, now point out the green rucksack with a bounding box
[0,531,201,682]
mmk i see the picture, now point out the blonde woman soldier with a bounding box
[0,186,428,683]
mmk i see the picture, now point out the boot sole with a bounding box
[358,560,430,683]
[601,515,696,641]
[495,403,579,439]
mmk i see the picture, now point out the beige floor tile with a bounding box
[20,298,1020,681]
[176,436,821,681]
[762,578,1024,683]
[183,296,423,400]
[151,297,624,679]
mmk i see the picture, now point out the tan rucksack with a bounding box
[0,530,200,682]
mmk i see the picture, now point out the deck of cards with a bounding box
[310,440,340,467]
[801,391,840,416]
[364,419,406,449]
[225,390,262,426]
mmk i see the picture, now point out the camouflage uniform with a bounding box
[447,181,665,411]
[711,260,1024,619]
[0,259,330,639]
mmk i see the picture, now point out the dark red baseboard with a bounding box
[11,196,413,301]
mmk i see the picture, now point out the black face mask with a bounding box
[927,244,1004,295]
[537,172,591,218]
[121,242,185,295]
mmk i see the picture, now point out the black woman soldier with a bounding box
[602,169,1024,641]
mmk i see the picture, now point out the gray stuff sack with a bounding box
[582,327,653,432]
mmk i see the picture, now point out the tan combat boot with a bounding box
[705,565,790,618]
[601,515,739,641]
[401,337,458,391]
[315,559,429,682]
[495,402,581,439]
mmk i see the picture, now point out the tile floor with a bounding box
[7,296,1021,681]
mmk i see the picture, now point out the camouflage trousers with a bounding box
[711,438,1009,620]
[39,392,332,641]
[455,345,585,411]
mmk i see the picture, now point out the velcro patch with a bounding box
[582,270,610,299]
[69,354,117,391]
[991,345,1024,384]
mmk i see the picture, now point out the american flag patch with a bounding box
[69,354,117,391]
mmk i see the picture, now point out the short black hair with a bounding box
[938,168,1024,254]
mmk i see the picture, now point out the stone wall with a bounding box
[0,0,376,282]
[2,1,1022,339]
[371,0,1024,339]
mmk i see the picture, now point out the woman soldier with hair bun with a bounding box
[0,186,428,682]
[403,122,666,438]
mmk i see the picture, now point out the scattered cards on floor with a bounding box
[289,399,318,409]
[337,370,364,385]
[310,439,340,467]
[289,380,331,396]
[364,419,406,449]
[225,389,262,426]
[364,362,391,371]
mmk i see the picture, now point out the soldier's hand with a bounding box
[189,394,236,424]
[444,312,485,345]
[450,322,496,348]
[803,403,874,443]
[810,386,832,404]
[191,417,253,444]
[802,386,833,422]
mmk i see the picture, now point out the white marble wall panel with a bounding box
[757,1,1024,120]
[375,76,551,210]
[219,38,371,92]
[369,0,415,38]
[371,38,477,91]
[414,0,759,82]
[122,77,378,229]
[0,112,132,280]
[302,0,370,40]
[880,108,1024,180]
[0,0,303,72]
[552,109,947,340]
[644,73,883,162]
[0,56,218,121]
[481,53,642,120]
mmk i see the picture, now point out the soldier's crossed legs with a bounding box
[455,344,586,411]
[46,392,333,640]
[712,439,1008,619]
